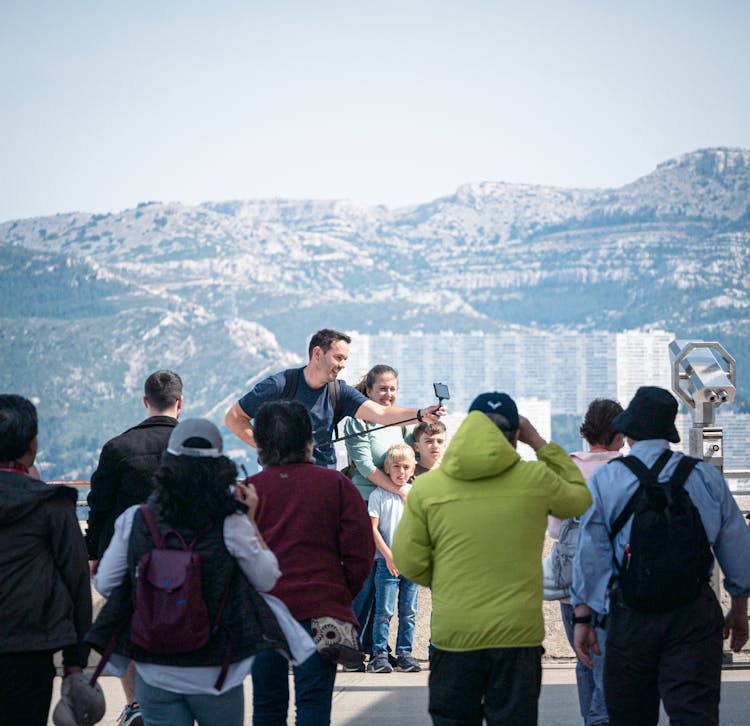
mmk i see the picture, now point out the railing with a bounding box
[47,480,90,508]
[54,471,750,506]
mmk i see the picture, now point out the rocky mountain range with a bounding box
[1,146,749,478]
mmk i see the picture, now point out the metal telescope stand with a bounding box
[670,340,737,663]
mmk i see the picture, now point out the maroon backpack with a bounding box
[130,504,219,654]
[90,505,235,691]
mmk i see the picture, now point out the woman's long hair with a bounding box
[152,446,238,531]
[354,364,398,395]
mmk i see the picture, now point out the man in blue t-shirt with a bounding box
[224,328,445,468]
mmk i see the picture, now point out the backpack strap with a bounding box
[667,455,700,495]
[282,369,341,440]
[212,563,237,691]
[609,449,673,541]
[139,504,166,549]
[280,368,299,401]
[329,380,342,439]
[140,504,201,550]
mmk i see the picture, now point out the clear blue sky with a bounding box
[2,0,749,222]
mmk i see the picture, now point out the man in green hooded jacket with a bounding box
[392,392,592,726]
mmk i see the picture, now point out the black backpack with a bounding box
[609,450,713,612]
[280,368,342,438]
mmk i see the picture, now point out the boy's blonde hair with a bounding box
[384,442,416,471]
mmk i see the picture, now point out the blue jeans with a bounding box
[372,557,419,656]
[134,672,244,726]
[251,619,337,725]
[561,602,608,726]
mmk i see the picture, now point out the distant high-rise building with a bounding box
[345,328,673,415]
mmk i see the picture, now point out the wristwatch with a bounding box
[572,614,593,625]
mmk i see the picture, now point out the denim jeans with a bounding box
[372,557,419,656]
[251,619,337,726]
[134,672,244,726]
[429,645,543,725]
[560,602,608,726]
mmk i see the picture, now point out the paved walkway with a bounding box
[48,664,750,724]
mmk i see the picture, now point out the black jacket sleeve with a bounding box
[86,442,120,559]
[49,498,92,667]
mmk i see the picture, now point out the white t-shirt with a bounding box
[368,485,411,556]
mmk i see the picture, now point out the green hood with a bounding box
[441,411,521,481]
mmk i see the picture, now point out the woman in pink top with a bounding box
[547,399,623,726]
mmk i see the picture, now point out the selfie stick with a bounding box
[320,382,450,447]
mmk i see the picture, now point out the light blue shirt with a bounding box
[571,439,750,614]
[368,485,411,557]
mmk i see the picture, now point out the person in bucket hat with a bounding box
[610,385,680,443]
[572,386,750,725]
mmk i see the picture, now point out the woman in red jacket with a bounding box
[247,400,374,726]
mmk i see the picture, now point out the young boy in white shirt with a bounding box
[367,443,421,673]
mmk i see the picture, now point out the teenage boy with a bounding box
[412,421,447,476]
[368,443,421,673]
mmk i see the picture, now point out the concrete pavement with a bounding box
[48,663,750,724]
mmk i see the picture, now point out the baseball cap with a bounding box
[166,418,223,458]
[468,392,520,431]
[52,672,106,726]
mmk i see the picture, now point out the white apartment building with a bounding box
[345,328,673,415]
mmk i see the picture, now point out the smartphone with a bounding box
[433,382,450,401]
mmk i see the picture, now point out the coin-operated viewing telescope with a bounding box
[669,340,736,471]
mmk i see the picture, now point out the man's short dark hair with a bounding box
[254,400,313,467]
[0,394,38,461]
[308,329,351,359]
[144,370,183,411]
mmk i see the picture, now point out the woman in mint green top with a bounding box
[343,365,409,501]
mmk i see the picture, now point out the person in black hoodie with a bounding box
[86,368,183,726]
[0,394,92,726]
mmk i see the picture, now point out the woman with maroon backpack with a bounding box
[88,418,314,726]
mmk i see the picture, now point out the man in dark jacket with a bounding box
[0,394,92,726]
[85,369,182,726]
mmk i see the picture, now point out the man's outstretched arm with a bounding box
[225,401,257,448]
[356,400,446,426]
